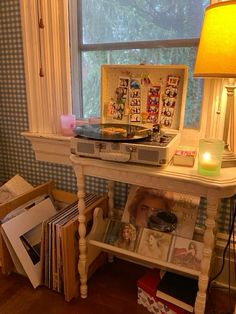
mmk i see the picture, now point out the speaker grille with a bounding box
[78,143,95,154]
[138,149,159,162]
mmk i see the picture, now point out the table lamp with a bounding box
[193,1,236,167]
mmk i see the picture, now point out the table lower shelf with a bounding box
[87,207,201,279]
[89,239,200,278]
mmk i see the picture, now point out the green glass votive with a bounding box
[198,139,224,176]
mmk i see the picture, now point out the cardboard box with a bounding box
[0,181,55,275]
[137,268,189,314]
[173,147,197,167]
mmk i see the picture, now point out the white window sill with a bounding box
[22,132,72,165]
[22,129,202,166]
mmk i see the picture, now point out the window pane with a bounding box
[82,0,208,44]
[81,48,202,128]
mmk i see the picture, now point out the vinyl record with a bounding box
[74,124,151,141]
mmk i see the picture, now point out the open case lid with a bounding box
[100,64,188,132]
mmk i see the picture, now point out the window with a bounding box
[73,0,209,129]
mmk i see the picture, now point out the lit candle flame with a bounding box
[202,152,211,162]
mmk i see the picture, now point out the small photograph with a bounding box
[147,115,158,124]
[103,220,139,251]
[160,117,172,127]
[130,79,141,89]
[130,114,141,122]
[130,106,140,114]
[136,228,172,261]
[168,236,203,271]
[130,90,140,98]
[149,85,161,97]
[119,77,129,87]
[166,75,180,87]
[165,86,178,98]
[162,107,174,117]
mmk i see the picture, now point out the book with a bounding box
[137,268,188,314]
[156,272,198,313]
[173,147,197,167]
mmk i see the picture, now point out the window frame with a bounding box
[21,0,225,164]
[70,0,205,133]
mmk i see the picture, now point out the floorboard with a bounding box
[0,258,235,314]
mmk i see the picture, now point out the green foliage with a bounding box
[80,0,209,128]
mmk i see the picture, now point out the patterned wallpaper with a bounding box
[0,0,127,209]
[0,0,73,188]
[0,0,233,233]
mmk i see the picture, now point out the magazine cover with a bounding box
[136,228,172,261]
[103,219,140,252]
[171,193,200,239]
[122,186,173,228]
[168,236,203,271]
[122,186,200,239]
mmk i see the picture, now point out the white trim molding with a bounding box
[22,132,72,165]
[20,0,72,134]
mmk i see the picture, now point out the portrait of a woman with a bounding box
[122,186,173,228]
[114,223,138,251]
[137,228,171,261]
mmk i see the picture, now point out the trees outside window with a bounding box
[74,0,209,129]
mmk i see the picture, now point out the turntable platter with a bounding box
[74,124,151,141]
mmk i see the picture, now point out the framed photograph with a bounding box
[136,228,172,261]
[103,219,139,252]
[168,236,203,271]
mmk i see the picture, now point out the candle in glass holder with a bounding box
[198,139,224,176]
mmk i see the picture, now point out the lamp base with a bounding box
[221,149,236,168]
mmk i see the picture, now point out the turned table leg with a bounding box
[107,180,114,263]
[194,193,218,314]
[75,165,88,299]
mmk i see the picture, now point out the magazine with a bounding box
[121,186,173,228]
[171,192,200,239]
[122,186,200,239]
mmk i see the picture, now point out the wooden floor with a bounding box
[0,258,235,314]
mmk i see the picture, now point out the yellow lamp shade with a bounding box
[194,1,236,78]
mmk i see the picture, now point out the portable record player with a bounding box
[71,64,188,166]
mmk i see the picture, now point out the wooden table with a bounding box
[70,154,236,314]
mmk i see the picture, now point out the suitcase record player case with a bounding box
[71,64,188,166]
